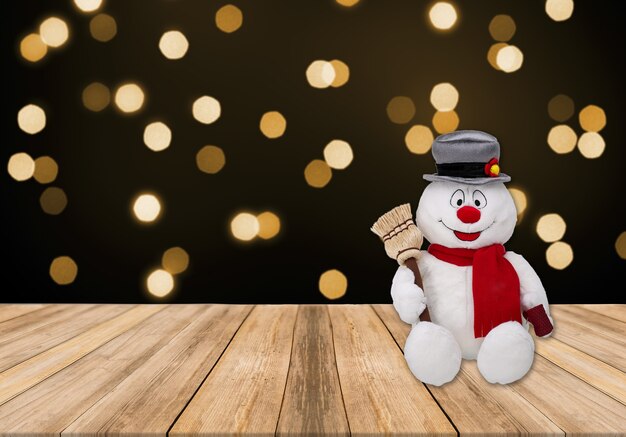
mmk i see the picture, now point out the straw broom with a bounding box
[371,203,430,322]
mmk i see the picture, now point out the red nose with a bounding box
[457,206,481,223]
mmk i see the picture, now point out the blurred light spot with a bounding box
[487,42,507,70]
[489,15,516,42]
[306,60,336,89]
[330,60,350,87]
[196,145,225,174]
[386,96,415,124]
[615,232,626,260]
[548,94,574,122]
[133,194,161,222]
[20,33,48,62]
[33,156,59,184]
[545,0,574,22]
[7,153,35,181]
[40,187,68,215]
[162,247,189,274]
[159,30,189,60]
[231,212,259,241]
[547,124,577,154]
[260,111,287,139]
[215,4,243,33]
[304,159,332,188]
[577,132,605,159]
[90,14,117,42]
[508,187,528,218]
[496,45,523,72]
[319,269,348,300]
[73,0,103,13]
[257,212,281,239]
[432,110,459,134]
[82,82,110,112]
[147,269,174,297]
[323,140,353,170]
[50,256,78,285]
[114,83,145,113]
[17,104,46,134]
[429,2,458,30]
[578,105,606,132]
[405,125,434,154]
[336,0,359,6]
[143,122,172,152]
[430,83,459,111]
[39,17,69,48]
[536,213,566,242]
[192,96,221,124]
[546,241,573,270]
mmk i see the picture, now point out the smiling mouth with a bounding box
[439,220,493,242]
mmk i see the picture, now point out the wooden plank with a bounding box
[575,304,626,323]
[372,304,564,436]
[61,304,252,436]
[552,305,626,340]
[276,305,350,437]
[169,305,298,436]
[329,304,455,436]
[0,304,133,372]
[0,304,47,323]
[0,304,165,405]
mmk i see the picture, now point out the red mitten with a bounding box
[523,304,553,337]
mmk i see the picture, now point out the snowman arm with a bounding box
[390,265,427,325]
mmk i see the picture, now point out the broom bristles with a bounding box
[371,203,423,264]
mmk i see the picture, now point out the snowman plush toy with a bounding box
[392,130,554,386]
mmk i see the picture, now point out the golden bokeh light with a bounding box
[215,4,243,33]
[487,42,507,70]
[143,121,172,152]
[329,59,350,87]
[615,232,626,260]
[430,82,459,111]
[114,83,145,113]
[496,45,524,73]
[7,153,35,182]
[545,0,574,22]
[147,269,174,297]
[336,0,359,6]
[577,132,605,159]
[231,212,260,241]
[50,256,78,285]
[323,140,353,170]
[257,212,281,240]
[17,104,46,135]
[162,247,189,274]
[304,159,332,188]
[73,0,103,13]
[159,30,189,60]
[547,124,577,154]
[489,15,516,42]
[196,145,226,174]
[40,187,68,215]
[82,82,110,112]
[405,125,434,155]
[432,110,459,134]
[90,14,117,42]
[578,105,606,132]
[39,17,69,48]
[192,95,221,124]
[319,269,348,300]
[20,33,47,63]
[259,111,287,139]
[386,96,415,124]
[536,213,567,243]
[546,241,573,270]
[548,94,574,122]
[508,187,528,218]
[33,156,59,184]
[428,2,458,30]
[132,194,162,223]
[306,60,336,89]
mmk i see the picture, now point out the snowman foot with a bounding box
[477,321,535,384]
[404,322,462,386]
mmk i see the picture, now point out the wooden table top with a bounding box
[0,303,624,436]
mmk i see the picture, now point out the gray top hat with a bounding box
[423,130,511,185]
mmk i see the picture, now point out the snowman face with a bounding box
[415,180,517,249]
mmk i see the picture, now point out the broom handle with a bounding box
[404,257,431,322]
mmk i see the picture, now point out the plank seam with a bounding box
[274,305,300,437]
[0,304,50,325]
[572,305,626,324]
[326,305,352,437]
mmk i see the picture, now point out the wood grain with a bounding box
[574,304,626,323]
[0,304,47,323]
[276,305,350,437]
[169,305,298,436]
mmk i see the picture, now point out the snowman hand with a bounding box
[523,304,554,338]
[391,266,427,325]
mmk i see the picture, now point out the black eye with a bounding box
[474,199,480,206]
[472,190,487,209]
[458,199,463,206]
[450,189,465,208]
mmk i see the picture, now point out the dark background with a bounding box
[3,0,625,304]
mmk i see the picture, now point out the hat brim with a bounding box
[423,173,511,185]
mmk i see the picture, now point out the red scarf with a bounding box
[427,243,521,338]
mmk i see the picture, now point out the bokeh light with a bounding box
[7,153,35,182]
[428,2,458,30]
[487,42,507,70]
[545,0,574,22]
[578,105,606,132]
[133,194,161,223]
[231,212,259,241]
[17,104,46,135]
[336,0,359,6]
[90,14,117,42]
[162,247,189,274]
[323,140,353,170]
[405,125,434,154]
[546,241,574,270]
[319,269,348,300]
[496,45,524,72]
[329,60,350,87]
[147,269,174,297]
[196,145,226,174]
[508,187,528,219]
[40,187,68,215]
[306,60,336,89]
[143,121,172,152]
[432,110,459,134]
[430,83,459,111]
[159,30,189,60]
[536,213,567,242]
[489,15,516,42]
[547,124,577,154]
[192,96,221,124]
[259,111,287,139]
[577,132,605,159]
[33,156,59,184]
[50,256,78,285]
[548,94,575,122]
[114,83,145,113]
[386,96,415,124]
[82,82,110,112]
[73,0,103,13]
[20,33,47,63]
[215,4,243,33]
[39,17,69,48]
[615,232,626,260]
[304,159,332,188]
[257,212,281,240]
